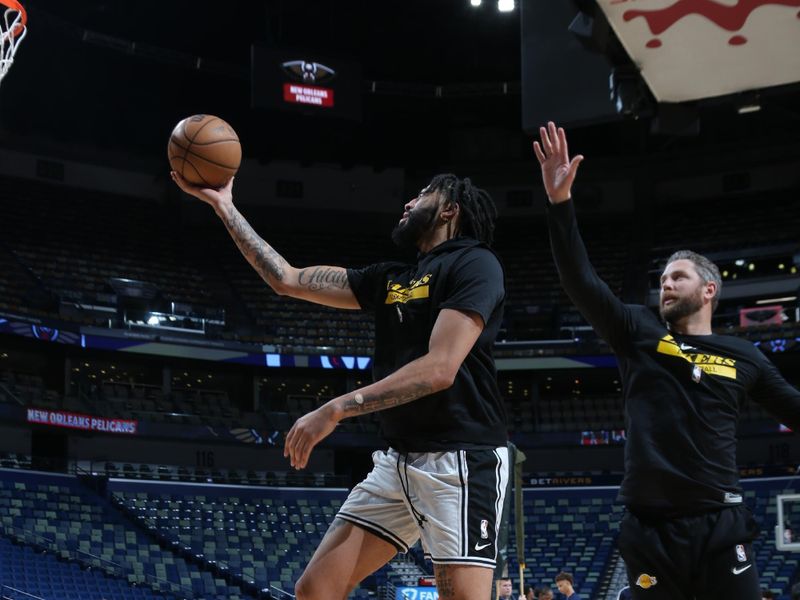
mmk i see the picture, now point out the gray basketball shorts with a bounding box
[337,446,509,568]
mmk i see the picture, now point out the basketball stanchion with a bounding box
[0,0,26,86]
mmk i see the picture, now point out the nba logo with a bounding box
[736,544,747,562]
[480,519,489,539]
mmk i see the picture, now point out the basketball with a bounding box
[167,114,241,188]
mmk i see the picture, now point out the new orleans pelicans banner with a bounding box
[27,408,138,435]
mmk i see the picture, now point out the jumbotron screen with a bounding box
[251,46,362,121]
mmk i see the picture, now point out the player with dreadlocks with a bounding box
[172,170,507,600]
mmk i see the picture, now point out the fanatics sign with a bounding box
[396,587,438,600]
[27,408,138,435]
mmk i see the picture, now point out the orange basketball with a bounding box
[167,114,241,188]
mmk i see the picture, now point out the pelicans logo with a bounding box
[281,60,336,84]
[636,574,658,589]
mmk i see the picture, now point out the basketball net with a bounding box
[0,0,26,86]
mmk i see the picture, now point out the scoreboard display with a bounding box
[251,46,362,121]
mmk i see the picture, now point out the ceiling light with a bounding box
[470,0,482,6]
[737,103,761,115]
[498,0,514,12]
[755,296,796,305]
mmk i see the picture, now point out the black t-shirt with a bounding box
[548,200,800,513]
[347,237,507,452]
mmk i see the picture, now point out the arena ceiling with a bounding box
[0,0,798,171]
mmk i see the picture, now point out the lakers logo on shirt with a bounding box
[656,335,737,380]
[385,274,432,305]
[636,574,658,589]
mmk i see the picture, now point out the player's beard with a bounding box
[391,202,439,251]
[660,283,705,324]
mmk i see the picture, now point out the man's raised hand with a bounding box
[532,121,584,204]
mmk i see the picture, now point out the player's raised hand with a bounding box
[532,121,583,204]
[171,171,234,212]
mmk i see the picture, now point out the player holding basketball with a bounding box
[171,171,508,600]
[533,122,800,600]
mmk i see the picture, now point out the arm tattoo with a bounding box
[342,381,433,416]
[433,565,456,600]
[222,209,287,282]
[298,266,350,291]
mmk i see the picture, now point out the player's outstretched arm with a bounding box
[171,172,359,309]
[751,359,800,431]
[533,122,633,348]
[283,308,483,469]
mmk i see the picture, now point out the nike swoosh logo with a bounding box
[679,343,696,351]
[732,564,752,575]
[474,542,492,551]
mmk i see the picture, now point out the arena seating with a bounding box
[108,475,800,599]
[539,393,624,434]
[494,213,630,341]
[225,260,376,355]
[175,209,390,353]
[0,364,260,431]
[110,481,390,598]
[0,370,49,408]
[0,535,171,600]
[505,392,622,435]
[0,453,30,470]
[1,466,798,598]
[0,181,214,323]
[503,389,780,436]
[745,478,800,598]
[507,487,621,598]
[92,382,251,430]
[0,244,43,320]
[2,177,798,350]
[0,470,244,599]
[0,451,346,488]
[508,477,800,599]
[1,361,783,441]
[113,485,349,596]
[650,192,800,258]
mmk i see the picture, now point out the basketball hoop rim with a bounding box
[0,0,26,38]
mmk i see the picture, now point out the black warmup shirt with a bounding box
[347,237,507,452]
[548,200,800,513]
